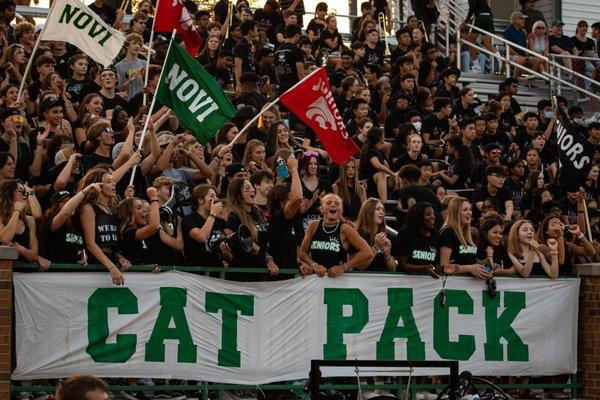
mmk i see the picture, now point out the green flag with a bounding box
[156,42,236,143]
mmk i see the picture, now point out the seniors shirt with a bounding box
[439,226,478,265]
[396,227,439,265]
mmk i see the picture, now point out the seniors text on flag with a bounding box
[156,41,236,144]
[279,67,359,165]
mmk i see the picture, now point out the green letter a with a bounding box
[376,288,425,360]
[145,288,197,363]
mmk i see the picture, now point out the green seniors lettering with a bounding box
[59,4,112,45]
[311,240,340,252]
[164,64,220,123]
[411,249,436,262]
[86,288,254,366]
[459,245,477,255]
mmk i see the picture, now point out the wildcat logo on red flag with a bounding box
[280,68,359,165]
[154,0,203,57]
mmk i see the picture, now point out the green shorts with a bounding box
[473,13,495,33]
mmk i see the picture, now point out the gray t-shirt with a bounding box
[114,57,145,100]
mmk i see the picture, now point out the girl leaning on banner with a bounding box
[299,193,373,277]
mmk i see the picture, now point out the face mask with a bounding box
[412,122,422,132]
[573,118,584,125]
[544,111,554,119]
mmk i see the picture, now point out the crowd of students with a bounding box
[0,0,595,297]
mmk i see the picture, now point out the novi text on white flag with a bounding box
[41,0,125,67]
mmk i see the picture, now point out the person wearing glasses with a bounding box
[0,179,48,269]
[81,120,116,173]
[474,165,514,221]
[0,108,28,181]
[528,20,549,73]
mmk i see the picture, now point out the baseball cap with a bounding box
[54,148,74,166]
[510,11,527,21]
[154,35,168,46]
[50,190,72,205]
[226,163,246,178]
[552,20,565,27]
[157,133,175,147]
[40,97,63,113]
[0,107,21,121]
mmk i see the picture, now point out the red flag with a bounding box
[154,0,203,57]
[280,68,359,165]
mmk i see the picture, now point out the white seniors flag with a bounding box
[40,0,124,67]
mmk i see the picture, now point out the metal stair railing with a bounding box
[442,0,600,103]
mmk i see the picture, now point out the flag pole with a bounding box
[229,67,323,146]
[129,28,177,187]
[142,0,160,106]
[583,194,593,241]
[17,19,51,102]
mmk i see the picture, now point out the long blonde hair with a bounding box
[441,197,474,247]
[355,197,386,243]
[242,139,271,173]
[508,219,534,259]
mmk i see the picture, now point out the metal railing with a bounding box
[443,0,600,103]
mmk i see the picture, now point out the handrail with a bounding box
[550,53,600,62]
[445,0,600,98]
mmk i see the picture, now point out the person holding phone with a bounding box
[476,216,515,275]
[182,184,229,268]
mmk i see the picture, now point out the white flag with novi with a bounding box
[40,0,124,67]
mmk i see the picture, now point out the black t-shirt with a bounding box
[67,78,99,105]
[225,211,268,270]
[445,158,469,189]
[364,42,385,66]
[480,131,512,152]
[421,113,449,141]
[267,209,301,269]
[42,219,84,263]
[182,212,226,268]
[453,103,477,124]
[274,42,304,89]
[100,92,128,112]
[204,62,231,89]
[121,228,150,265]
[320,29,342,51]
[88,2,117,25]
[233,38,256,73]
[499,111,517,133]
[560,198,578,225]
[82,152,113,173]
[474,185,512,214]
[439,227,478,266]
[477,245,512,270]
[396,226,439,266]
[254,10,282,44]
[397,184,443,224]
[146,216,183,266]
[505,177,525,210]
[301,179,333,220]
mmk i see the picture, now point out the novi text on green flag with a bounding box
[40,0,125,67]
[157,42,236,143]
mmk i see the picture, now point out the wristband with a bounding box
[550,251,559,255]
[151,199,159,203]
[209,214,217,218]
[344,263,353,272]
[310,262,318,270]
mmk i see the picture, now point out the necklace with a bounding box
[322,221,340,234]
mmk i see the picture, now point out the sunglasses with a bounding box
[10,115,24,123]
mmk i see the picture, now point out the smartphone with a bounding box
[482,262,493,273]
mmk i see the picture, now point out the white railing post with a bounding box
[446,21,450,58]
[506,46,511,78]
[457,34,461,71]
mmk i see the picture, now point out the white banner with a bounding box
[41,0,125,67]
[12,272,579,383]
